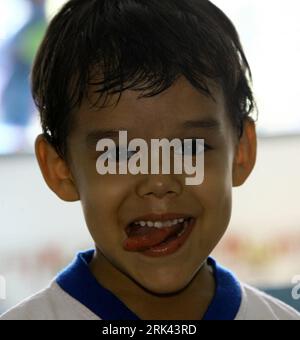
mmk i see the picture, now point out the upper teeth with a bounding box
[134,218,188,229]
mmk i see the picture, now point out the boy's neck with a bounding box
[89,249,215,320]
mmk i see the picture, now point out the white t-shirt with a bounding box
[1,250,299,321]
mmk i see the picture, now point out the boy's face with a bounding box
[37,76,256,295]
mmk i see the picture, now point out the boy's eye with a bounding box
[106,146,137,162]
[174,139,210,156]
[103,140,211,162]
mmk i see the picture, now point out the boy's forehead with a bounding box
[75,76,227,133]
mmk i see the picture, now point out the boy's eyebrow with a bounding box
[85,119,221,147]
[181,118,221,131]
[85,129,125,148]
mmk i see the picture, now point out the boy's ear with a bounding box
[232,119,257,187]
[35,135,80,202]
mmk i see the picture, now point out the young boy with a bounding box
[1,0,299,320]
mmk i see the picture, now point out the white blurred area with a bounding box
[0,0,68,155]
[45,0,69,20]
[212,0,300,135]
[0,0,300,313]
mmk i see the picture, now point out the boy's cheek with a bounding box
[191,163,233,216]
[79,175,134,224]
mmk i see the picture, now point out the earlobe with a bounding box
[35,135,80,202]
[232,119,257,187]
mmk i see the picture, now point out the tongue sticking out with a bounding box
[123,223,184,252]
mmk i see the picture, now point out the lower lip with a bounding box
[141,218,196,258]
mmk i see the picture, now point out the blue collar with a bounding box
[56,249,242,320]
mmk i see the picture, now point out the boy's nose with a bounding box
[136,174,182,199]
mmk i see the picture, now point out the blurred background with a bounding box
[0,0,299,314]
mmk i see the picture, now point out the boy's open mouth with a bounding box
[123,214,196,257]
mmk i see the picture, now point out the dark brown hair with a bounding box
[32,0,257,158]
